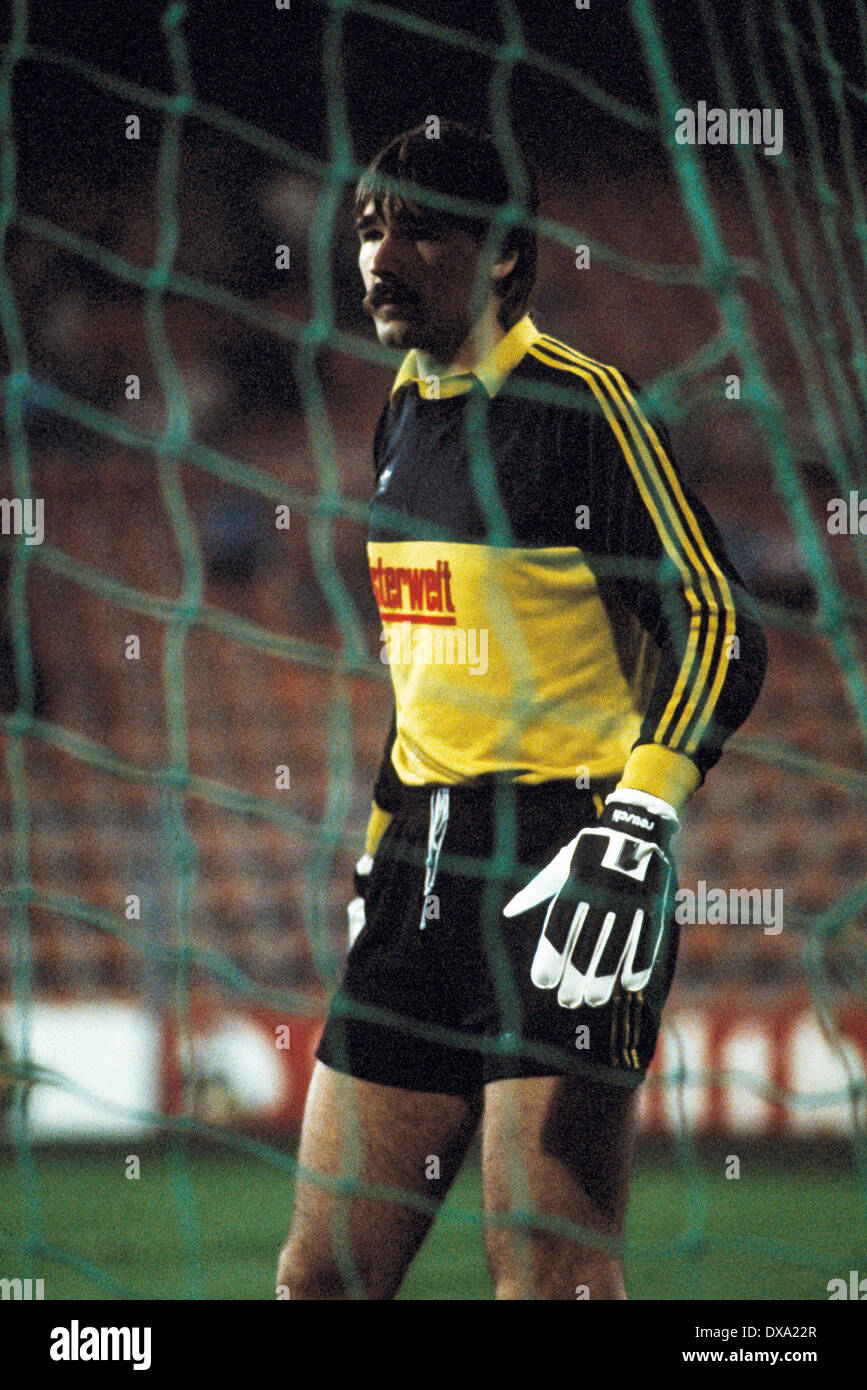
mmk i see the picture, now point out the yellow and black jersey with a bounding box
[368,315,766,815]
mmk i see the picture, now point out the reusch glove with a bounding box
[347,853,374,947]
[503,789,677,1009]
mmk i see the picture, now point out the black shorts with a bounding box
[316,778,679,1095]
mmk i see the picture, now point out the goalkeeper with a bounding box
[278,121,766,1300]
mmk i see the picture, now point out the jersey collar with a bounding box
[389,315,540,403]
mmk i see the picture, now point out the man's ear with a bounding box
[491,248,519,285]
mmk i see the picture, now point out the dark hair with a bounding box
[354,120,539,330]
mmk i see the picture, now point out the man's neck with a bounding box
[415,303,504,380]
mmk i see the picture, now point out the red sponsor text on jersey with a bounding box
[370,557,457,624]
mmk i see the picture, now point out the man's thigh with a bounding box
[278,1061,481,1300]
[482,1073,638,1300]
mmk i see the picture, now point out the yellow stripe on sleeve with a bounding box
[530,338,736,755]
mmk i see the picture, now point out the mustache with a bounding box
[364,281,419,315]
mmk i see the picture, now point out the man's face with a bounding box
[356,197,494,362]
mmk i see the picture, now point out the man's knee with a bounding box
[276,1240,345,1301]
[486,1230,626,1300]
[276,1238,400,1301]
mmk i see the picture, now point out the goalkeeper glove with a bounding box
[347,854,374,947]
[502,789,677,1008]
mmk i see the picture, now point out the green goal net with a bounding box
[0,0,866,1301]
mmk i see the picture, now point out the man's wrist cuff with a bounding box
[606,787,679,825]
[618,745,700,815]
[364,803,393,858]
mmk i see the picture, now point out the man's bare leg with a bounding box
[482,1073,638,1300]
[277,1061,482,1300]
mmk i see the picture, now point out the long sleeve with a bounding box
[580,371,767,808]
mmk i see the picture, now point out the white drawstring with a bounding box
[419,788,450,930]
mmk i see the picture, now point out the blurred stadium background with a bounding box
[0,0,865,1299]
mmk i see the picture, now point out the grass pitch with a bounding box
[0,1142,861,1300]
